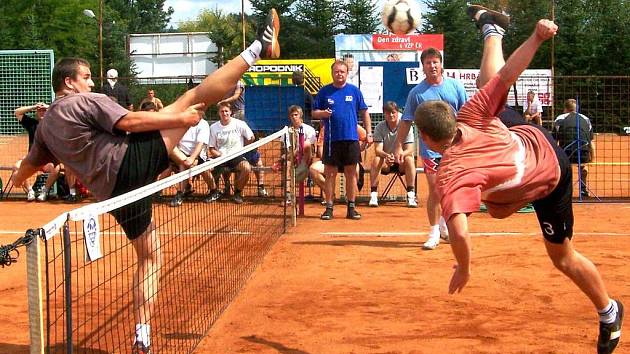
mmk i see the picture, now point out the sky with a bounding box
[164,0,427,28]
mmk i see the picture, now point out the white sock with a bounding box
[428,224,440,238]
[370,191,378,198]
[69,187,76,195]
[482,23,505,40]
[240,40,262,67]
[135,323,151,346]
[41,186,48,193]
[598,299,618,324]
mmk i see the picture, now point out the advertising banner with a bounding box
[244,59,335,95]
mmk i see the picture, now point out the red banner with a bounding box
[371,34,443,51]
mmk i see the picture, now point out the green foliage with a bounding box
[0,0,173,83]
[179,9,255,66]
[340,0,381,35]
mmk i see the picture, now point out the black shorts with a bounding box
[217,155,248,171]
[322,140,361,169]
[244,149,260,165]
[109,131,169,240]
[530,125,574,244]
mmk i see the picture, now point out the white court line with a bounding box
[321,231,630,237]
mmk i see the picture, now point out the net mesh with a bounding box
[36,128,290,353]
[0,50,54,196]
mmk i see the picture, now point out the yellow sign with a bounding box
[243,59,334,95]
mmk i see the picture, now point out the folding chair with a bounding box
[380,171,406,200]
[0,168,16,200]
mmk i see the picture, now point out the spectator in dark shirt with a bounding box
[102,68,133,110]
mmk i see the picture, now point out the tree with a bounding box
[180,9,256,66]
[340,0,381,35]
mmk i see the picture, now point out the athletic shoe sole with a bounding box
[260,9,280,58]
[466,5,510,29]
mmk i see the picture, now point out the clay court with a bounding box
[1,189,629,353]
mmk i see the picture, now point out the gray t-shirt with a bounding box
[373,119,415,153]
[26,93,129,201]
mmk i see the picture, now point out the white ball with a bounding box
[381,0,422,35]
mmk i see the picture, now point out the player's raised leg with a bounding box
[159,8,281,152]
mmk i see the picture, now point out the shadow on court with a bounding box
[242,335,310,354]
[292,240,420,248]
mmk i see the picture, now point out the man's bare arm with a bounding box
[115,103,205,132]
[498,20,557,89]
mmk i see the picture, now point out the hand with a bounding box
[183,103,205,126]
[448,264,471,294]
[393,145,404,164]
[385,154,395,165]
[321,108,333,119]
[535,19,558,41]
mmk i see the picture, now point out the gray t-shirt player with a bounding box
[26,93,129,201]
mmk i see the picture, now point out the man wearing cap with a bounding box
[103,68,133,111]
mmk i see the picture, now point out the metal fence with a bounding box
[1,74,629,201]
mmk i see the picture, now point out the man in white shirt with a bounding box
[208,101,256,204]
[169,119,216,207]
[523,90,543,125]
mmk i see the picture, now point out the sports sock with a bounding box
[135,323,151,346]
[326,202,333,209]
[69,187,77,196]
[240,41,262,67]
[482,23,505,40]
[370,186,378,193]
[428,224,440,238]
[598,299,618,324]
[347,201,356,209]
[406,186,415,192]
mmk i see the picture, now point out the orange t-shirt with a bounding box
[438,76,560,220]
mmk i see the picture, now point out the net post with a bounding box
[297,127,305,216]
[62,220,73,354]
[289,128,297,226]
[26,229,44,354]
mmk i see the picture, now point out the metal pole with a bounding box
[63,221,73,354]
[550,0,555,119]
[98,0,104,89]
[241,0,246,50]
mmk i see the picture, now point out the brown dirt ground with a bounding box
[1,196,629,354]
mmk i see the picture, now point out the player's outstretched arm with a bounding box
[447,213,472,294]
[498,19,557,89]
[115,103,205,133]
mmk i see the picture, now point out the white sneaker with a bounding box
[406,191,418,208]
[422,235,440,250]
[438,216,450,243]
[368,192,379,207]
[27,189,36,201]
[37,192,48,202]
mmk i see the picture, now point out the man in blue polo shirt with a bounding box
[313,59,373,220]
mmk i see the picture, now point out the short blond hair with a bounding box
[414,101,457,141]
[564,98,577,112]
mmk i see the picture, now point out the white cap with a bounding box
[106,69,118,79]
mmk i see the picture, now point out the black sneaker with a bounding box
[258,8,280,59]
[204,190,222,203]
[132,341,151,354]
[233,193,244,204]
[320,207,333,220]
[598,299,624,354]
[64,193,80,203]
[169,192,183,207]
[466,5,510,30]
[346,208,361,220]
